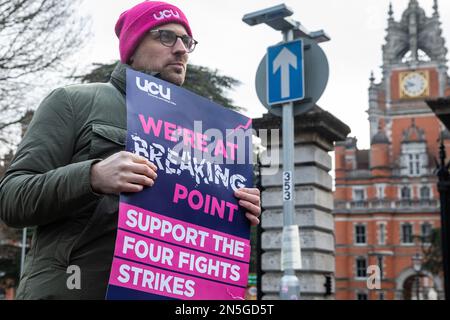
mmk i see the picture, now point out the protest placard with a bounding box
[106,69,254,300]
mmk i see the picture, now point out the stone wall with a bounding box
[253,107,350,299]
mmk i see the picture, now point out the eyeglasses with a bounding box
[149,29,198,53]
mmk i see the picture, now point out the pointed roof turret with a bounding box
[404,0,423,61]
[409,0,419,8]
[433,0,439,18]
[372,125,390,145]
[369,71,375,85]
[388,2,394,21]
[382,0,447,67]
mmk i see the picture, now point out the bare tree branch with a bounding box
[0,0,91,152]
[0,113,29,131]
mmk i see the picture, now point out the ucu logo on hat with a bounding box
[115,1,193,64]
[153,9,180,20]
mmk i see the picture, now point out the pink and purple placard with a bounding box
[106,69,254,300]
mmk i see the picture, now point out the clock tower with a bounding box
[368,0,449,146]
[334,0,450,300]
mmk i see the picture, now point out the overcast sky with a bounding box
[79,0,450,150]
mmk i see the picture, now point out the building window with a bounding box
[405,154,423,176]
[401,186,411,200]
[355,224,367,244]
[357,292,368,300]
[400,143,428,177]
[407,154,422,176]
[421,223,432,243]
[353,189,365,201]
[420,186,430,200]
[415,155,420,174]
[376,184,385,199]
[401,223,414,244]
[409,154,415,175]
[402,49,431,63]
[356,257,367,278]
[378,223,386,245]
[377,256,384,279]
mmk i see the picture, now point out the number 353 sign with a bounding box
[283,171,293,201]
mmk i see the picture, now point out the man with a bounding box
[0,1,261,300]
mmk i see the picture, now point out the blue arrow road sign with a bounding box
[267,40,304,105]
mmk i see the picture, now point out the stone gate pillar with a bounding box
[253,106,350,300]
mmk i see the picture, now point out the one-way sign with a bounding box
[267,40,304,105]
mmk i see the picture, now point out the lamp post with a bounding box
[20,228,27,277]
[412,253,422,300]
[243,4,330,300]
[243,5,300,299]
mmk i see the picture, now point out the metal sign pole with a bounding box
[243,3,330,301]
[279,28,301,300]
[20,228,27,277]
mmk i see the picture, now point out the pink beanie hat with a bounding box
[115,1,193,64]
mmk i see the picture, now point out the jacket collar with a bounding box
[110,62,163,96]
[110,62,128,96]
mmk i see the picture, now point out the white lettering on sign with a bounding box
[153,9,180,20]
[136,77,175,105]
[283,171,293,201]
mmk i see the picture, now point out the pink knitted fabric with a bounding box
[115,1,192,64]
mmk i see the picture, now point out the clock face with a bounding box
[401,72,429,98]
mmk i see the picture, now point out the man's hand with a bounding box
[234,188,261,226]
[90,151,158,195]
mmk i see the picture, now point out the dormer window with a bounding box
[400,119,428,177]
[401,148,427,177]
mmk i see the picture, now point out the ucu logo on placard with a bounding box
[153,9,180,20]
[136,77,175,105]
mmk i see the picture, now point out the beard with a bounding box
[160,67,185,86]
[131,67,185,87]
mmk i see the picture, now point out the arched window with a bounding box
[401,186,411,200]
[401,49,431,63]
[420,186,430,200]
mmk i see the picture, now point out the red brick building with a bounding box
[334,0,449,300]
